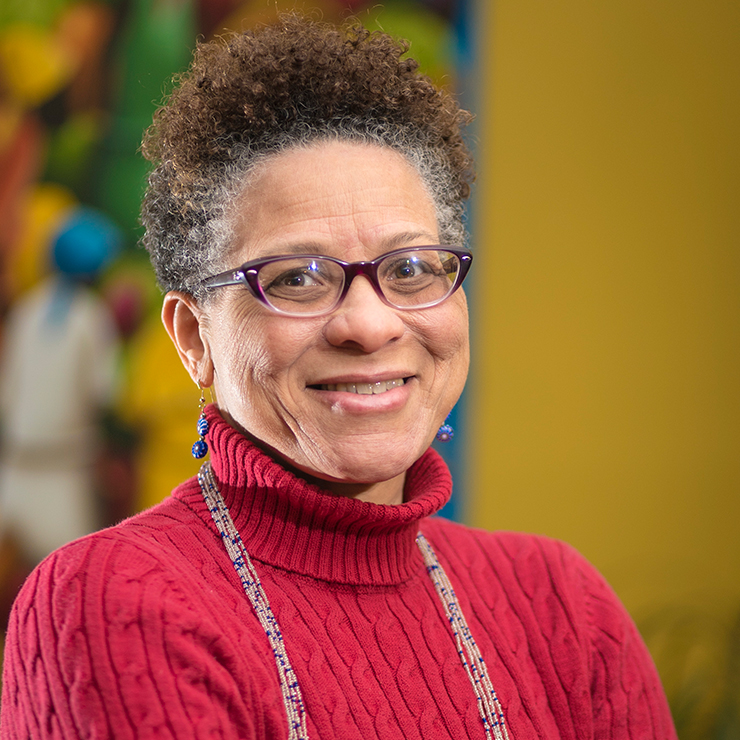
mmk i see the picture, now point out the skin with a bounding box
[163,141,470,505]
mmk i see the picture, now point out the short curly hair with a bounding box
[141,14,475,299]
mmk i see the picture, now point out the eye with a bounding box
[384,256,432,281]
[261,260,329,294]
[258,258,342,310]
[272,267,322,289]
[393,260,423,279]
[379,250,457,307]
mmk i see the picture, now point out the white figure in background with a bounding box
[0,207,121,563]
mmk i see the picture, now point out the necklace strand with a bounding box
[417,533,510,740]
[198,461,511,740]
[199,463,308,740]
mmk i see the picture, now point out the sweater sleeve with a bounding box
[0,534,263,740]
[562,542,677,740]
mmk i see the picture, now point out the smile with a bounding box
[317,378,406,395]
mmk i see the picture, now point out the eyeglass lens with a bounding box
[256,249,462,315]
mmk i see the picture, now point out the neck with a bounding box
[182,406,453,585]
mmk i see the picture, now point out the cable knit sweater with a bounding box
[1,408,676,739]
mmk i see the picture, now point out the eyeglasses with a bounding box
[202,246,472,317]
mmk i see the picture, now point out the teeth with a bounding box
[321,378,405,394]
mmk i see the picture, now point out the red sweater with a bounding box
[1,409,676,739]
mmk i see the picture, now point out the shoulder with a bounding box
[7,493,210,623]
[1,492,253,738]
[4,485,236,657]
[420,516,584,583]
[421,518,676,738]
[420,517,634,647]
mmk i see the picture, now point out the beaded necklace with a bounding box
[198,461,511,740]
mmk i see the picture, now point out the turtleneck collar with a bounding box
[175,406,452,586]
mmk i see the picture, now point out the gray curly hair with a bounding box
[140,15,475,301]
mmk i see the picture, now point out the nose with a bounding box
[324,276,405,352]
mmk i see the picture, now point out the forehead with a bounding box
[230,141,439,262]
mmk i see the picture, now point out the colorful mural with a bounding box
[0,1,473,602]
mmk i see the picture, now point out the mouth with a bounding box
[311,377,407,395]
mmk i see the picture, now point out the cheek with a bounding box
[208,299,322,401]
[208,301,269,404]
[422,295,470,370]
[446,324,470,393]
[424,298,470,411]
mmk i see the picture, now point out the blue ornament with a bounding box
[52,207,123,278]
[436,424,454,443]
[192,439,208,459]
[197,417,209,436]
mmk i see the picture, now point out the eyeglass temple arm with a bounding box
[454,252,473,278]
[202,269,247,289]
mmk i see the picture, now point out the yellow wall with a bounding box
[471,1,740,622]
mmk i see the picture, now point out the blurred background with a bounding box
[0,0,737,735]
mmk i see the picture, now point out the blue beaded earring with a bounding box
[191,386,209,459]
[436,414,454,443]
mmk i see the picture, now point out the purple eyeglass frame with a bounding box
[201,245,473,317]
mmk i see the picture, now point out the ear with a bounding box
[162,291,214,387]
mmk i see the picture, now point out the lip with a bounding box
[307,372,413,389]
[306,374,414,413]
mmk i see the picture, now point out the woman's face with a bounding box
[191,141,469,500]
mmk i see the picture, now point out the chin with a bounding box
[309,443,429,486]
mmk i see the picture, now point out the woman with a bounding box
[1,16,676,740]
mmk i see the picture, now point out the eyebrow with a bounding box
[384,231,437,250]
[258,231,437,259]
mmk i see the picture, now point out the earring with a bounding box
[436,414,454,443]
[191,386,209,459]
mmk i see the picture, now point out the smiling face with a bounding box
[168,141,470,504]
